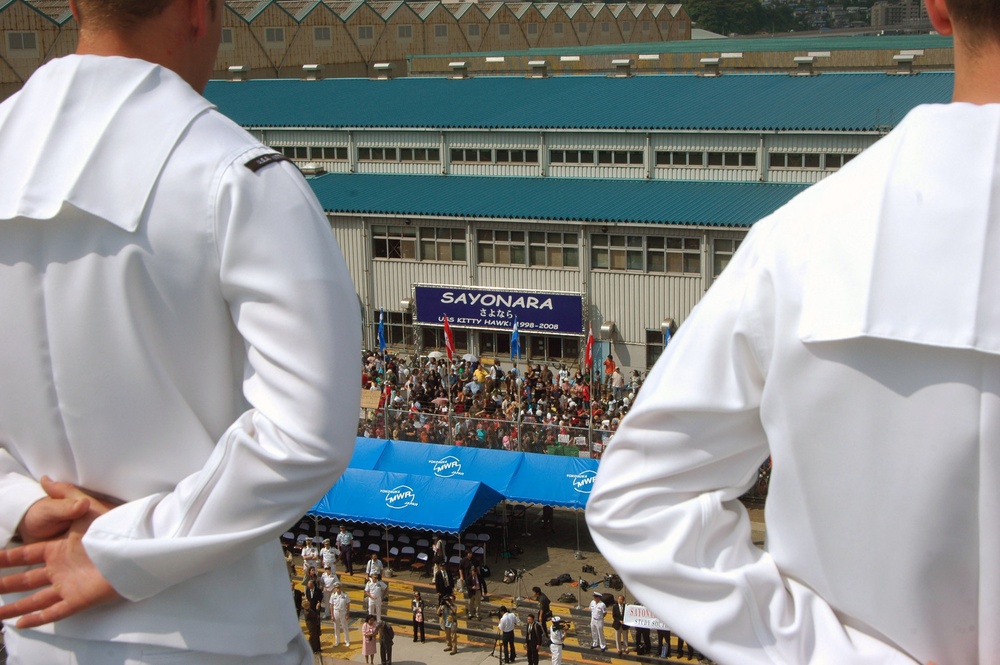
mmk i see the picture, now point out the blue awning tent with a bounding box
[349,437,390,470]
[308,468,505,534]
[369,440,524,497]
[345,438,599,509]
[504,454,598,510]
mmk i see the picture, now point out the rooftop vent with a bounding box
[227,65,248,82]
[699,57,720,77]
[372,63,392,80]
[611,58,633,78]
[302,64,323,81]
[298,162,327,176]
[892,53,917,75]
[793,56,816,76]
[527,59,548,78]
[449,61,469,79]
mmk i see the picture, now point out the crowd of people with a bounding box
[357,351,648,455]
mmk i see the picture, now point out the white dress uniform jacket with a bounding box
[587,103,1000,665]
[0,55,360,656]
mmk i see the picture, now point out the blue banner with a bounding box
[414,284,585,335]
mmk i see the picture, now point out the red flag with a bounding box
[585,323,594,369]
[443,315,455,361]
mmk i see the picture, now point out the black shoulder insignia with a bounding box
[245,152,289,173]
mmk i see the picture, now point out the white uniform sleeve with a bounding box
[585,222,917,665]
[81,156,360,601]
[0,454,47,546]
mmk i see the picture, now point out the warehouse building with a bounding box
[204,70,953,373]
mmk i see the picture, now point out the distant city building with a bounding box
[871,0,929,30]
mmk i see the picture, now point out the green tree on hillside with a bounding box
[685,0,807,35]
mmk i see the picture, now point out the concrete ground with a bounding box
[300,504,766,665]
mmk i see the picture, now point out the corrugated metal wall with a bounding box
[328,212,749,370]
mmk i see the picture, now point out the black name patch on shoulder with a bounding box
[245,153,289,173]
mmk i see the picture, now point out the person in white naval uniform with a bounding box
[587,1,1000,664]
[0,0,360,662]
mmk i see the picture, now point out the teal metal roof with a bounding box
[307,173,808,226]
[205,71,953,132]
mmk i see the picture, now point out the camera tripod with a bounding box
[510,568,529,608]
[489,628,504,665]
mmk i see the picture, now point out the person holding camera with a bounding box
[497,605,521,663]
[438,594,458,654]
[549,617,567,665]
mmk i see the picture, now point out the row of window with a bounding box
[241,18,678,47]
[372,226,725,277]
[275,145,858,171]
[591,234,701,275]
[376,311,668,368]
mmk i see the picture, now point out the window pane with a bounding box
[769,153,784,168]
[420,240,435,260]
[646,236,664,249]
[610,249,626,270]
[684,238,699,250]
[453,243,466,261]
[438,243,452,262]
[598,151,613,164]
[684,253,701,274]
[529,232,545,244]
[787,154,803,168]
[529,245,546,266]
[511,231,525,242]
[511,245,526,265]
[647,251,665,272]
[666,252,682,273]
[708,152,723,166]
[742,152,756,166]
[804,154,820,168]
[478,244,494,263]
[563,246,579,267]
[547,246,563,267]
[592,248,609,269]
[401,239,416,259]
[627,250,643,271]
[495,245,510,263]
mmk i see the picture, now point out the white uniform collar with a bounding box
[799,103,1000,355]
[0,54,214,231]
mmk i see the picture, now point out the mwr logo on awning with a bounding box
[430,455,463,478]
[381,485,418,509]
[567,469,597,493]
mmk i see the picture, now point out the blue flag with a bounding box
[378,309,386,354]
[510,317,520,360]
